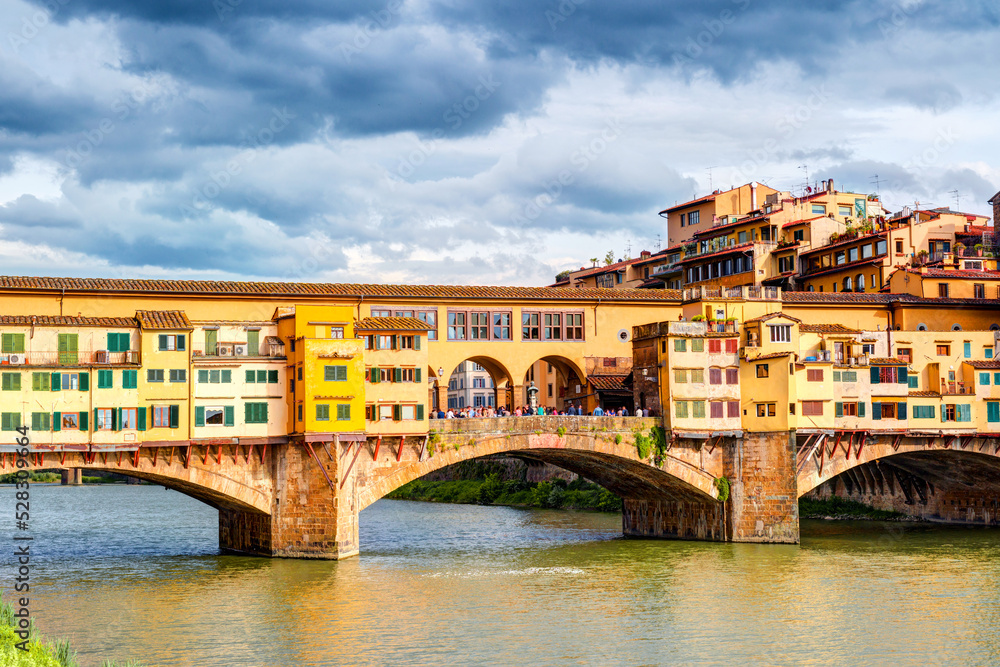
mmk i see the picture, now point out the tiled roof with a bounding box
[781,215,825,229]
[800,323,861,334]
[744,312,802,324]
[965,360,1000,369]
[869,357,907,365]
[746,351,793,361]
[354,317,433,332]
[588,374,630,391]
[0,315,136,327]
[659,192,720,215]
[903,268,1000,280]
[135,310,192,330]
[783,291,895,303]
[679,242,755,264]
[0,275,684,303]
[908,391,941,397]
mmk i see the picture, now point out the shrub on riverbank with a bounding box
[799,496,907,520]
[387,476,622,512]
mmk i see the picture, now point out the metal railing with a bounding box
[940,380,975,395]
[682,285,780,301]
[0,350,141,366]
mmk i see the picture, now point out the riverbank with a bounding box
[799,496,911,521]
[387,475,623,512]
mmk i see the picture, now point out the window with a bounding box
[848,247,858,262]
[756,403,776,417]
[801,401,823,416]
[756,364,769,378]
[688,338,702,353]
[468,312,489,339]
[710,402,724,419]
[727,401,740,418]
[964,341,971,358]
[157,334,186,351]
[31,372,50,391]
[838,402,858,417]
[147,369,164,383]
[544,313,562,340]
[709,368,722,385]
[447,312,467,340]
[522,312,539,340]
[912,405,935,419]
[338,404,351,421]
[895,240,903,254]
[689,211,700,226]
[416,310,438,340]
[494,313,512,340]
[841,371,857,382]
[835,251,846,266]
[725,339,738,353]
[843,276,853,292]
[96,408,113,430]
[938,283,949,298]
[245,402,268,424]
[324,365,348,382]
[330,327,344,339]
[402,368,417,382]
[880,403,898,420]
[675,401,688,418]
[565,313,583,340]
[897,348,912,363]
[908,375,919,389]
[855,274,865,292]
[169,369,186,383]
[107,332,130,352]
[57,333,78,364]
[793,229,804,242]
[200,406,231,426]
[726,368,739,385]
[812,204,826,215]
[153,406,173,428]
[674,339,687,352]
[738,231,747,243]
[122,369,137,389]
[1,413,21,431]
[988,402,1000,423]
[97,369,113,388]
[981,373,991,386]
[690,369,704,384]
[1,333,25,353]
[692,401,706,418]
[769,325,791,342]
[937,345,950,356]
[878,366,898,384]
[62,412,79,430]
[31,412,51,432]
[316,404,330,421]
[674,369,687,383]
[1,372,20,391]
[875,239,887,255]
[807,369,823,382]
[839,205,852,217]
[120,408,137,430]
[378,404,394,421]
[861,244,873,259]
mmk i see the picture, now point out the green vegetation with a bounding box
[634,426,667,464]
[714,477,730,503]
[388,476,623,513]
[556,426,566,437]
[0,471,60,484]
[614,434,623,445]
[1,596,145,667]
[799,496,907,520]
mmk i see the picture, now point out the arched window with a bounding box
[990,324,1000,331]
[843,276,853,292]
[952,324,962,331]
[855,274,865,292]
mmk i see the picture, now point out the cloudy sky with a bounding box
[0,0,997,286]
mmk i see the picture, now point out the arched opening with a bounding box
[523,355,590,414]
[843,276,853,292]
[855,273,865,292]
[437,356,514,416]
[917,323,928,331]
[952,324,963,331]
[990,324,1000,331]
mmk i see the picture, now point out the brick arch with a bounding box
[22,453,273,514]
[797,436,1000,498]
[356,429,720,512]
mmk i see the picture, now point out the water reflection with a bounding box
[3,486,1000,666]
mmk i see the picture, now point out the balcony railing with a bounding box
[682,285,780,301]
[0,350,140,366]
[940,380,975,395]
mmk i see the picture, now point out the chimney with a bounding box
[826,178,834,194]
[751,181,758,210]
[640,250,651,258]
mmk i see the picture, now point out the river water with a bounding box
[4,484,1000,666]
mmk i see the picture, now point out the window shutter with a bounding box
[79,372,89,391]
[414,336,421,351]
[94,408,99,429]
[988,402,1000,423]
[393,404,401,421]
[835,402,843,418]
[897,402,907,420]
[221,370,232,384]
[51,372,61,391]
[195,406,205,427]
[870,367,880,384]
[245,403,253,422]
[268,370,278,384]
[159,334,168,350]
[53,412,61,432]
[897,368,908,384]
[113,407,121,431]
[392,335,398,349]
[872,402,881,420]
[107,333,118,352]
[198,370,208,383]
[137,407,147,431]
[166,404,178,428]
[246,370,256,383]
[959,405,971,422]
[371,368,379,383]
[858,402,865,418]
[79,411,88,431]
[415,368,422,382]
[394,367,402,383]
[416,404,424,420]
[261,403,268,423]
[177,335,186,351]
[224,405,234,426]
[833,371,841,382]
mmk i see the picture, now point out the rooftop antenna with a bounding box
[655,234,662,250]
[798,164,809,196]
[870,174,883,198]
[624,240,632,259]
[949,189,960,212]
[706,166,718,192]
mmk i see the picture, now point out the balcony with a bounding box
[682,285,780,301]
[940,380,974,395]
[0,350,141,366]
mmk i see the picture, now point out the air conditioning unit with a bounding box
[95,350,109,363]
[217,344,234,356]
[8,354,24,365]
[234,345,247,356]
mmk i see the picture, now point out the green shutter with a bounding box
[51,372,61,391]
[858,401,865,418]
[835,402,843,418]
[199,370,209,383]
[981,373,991,386]
[107,332,118,352]
[79,372,88,391]
[414,336,421,351]
[245,403,253,422]
[247,330,259,355]
[257,370,267,383]
[195,406,205,427]
[221,370,231,383]
[958,404,971,422]
[267,370,278,384]
[870,367,880,384]
[898,402,907,420]
[832,371,841,382]
[995,373,1000,386]
[176,335,186,351]
[224,405,234,426]
[246,370,256,383]
[137,407,147,431]
[416,404,424,420]
[94,408,99,429]
[392,335,398,349]
[159,334,168,351]
[53,412,61,432]
[261,403,268,423]
[371,368,379,383]
[872,402,881,420]
[79,411,88,431]
[988,402,1000,423]
[113,407,120,431]
[393,404,402,421]
[394,367,402,383]
[964,342,971,358]
[897,368,908,384]
[415,368,422,382]
[169,405,179,429]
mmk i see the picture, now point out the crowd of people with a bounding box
[430,404,653,419]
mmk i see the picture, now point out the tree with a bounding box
[604,250,615,265]
[589,257,598,267]
[554,270,571,283]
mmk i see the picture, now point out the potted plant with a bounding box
[917,249,929,264]
[975,243,983,256]
[691,315,705,322]
[954,242,966,256]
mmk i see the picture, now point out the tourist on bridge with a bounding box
[593,405,604,416]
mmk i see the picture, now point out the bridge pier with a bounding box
[60,468,83,485]
[219,440,359,560]
[622,431,800,544]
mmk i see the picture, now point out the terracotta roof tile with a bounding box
[908,390,941,397]
[135,310,192,330]
[869,357,907,365]
[0,275,683,303]
[800,323,861,334]
[354,317,434,332]
[0,315,136,327]
[744,312,802,324]
[965,360,1000,369]
[588,374,630,391]
[746,351,793,361]
[904,268,1000,280]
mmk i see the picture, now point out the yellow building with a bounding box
[887,266,1000,300]
[357,317,431,435]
